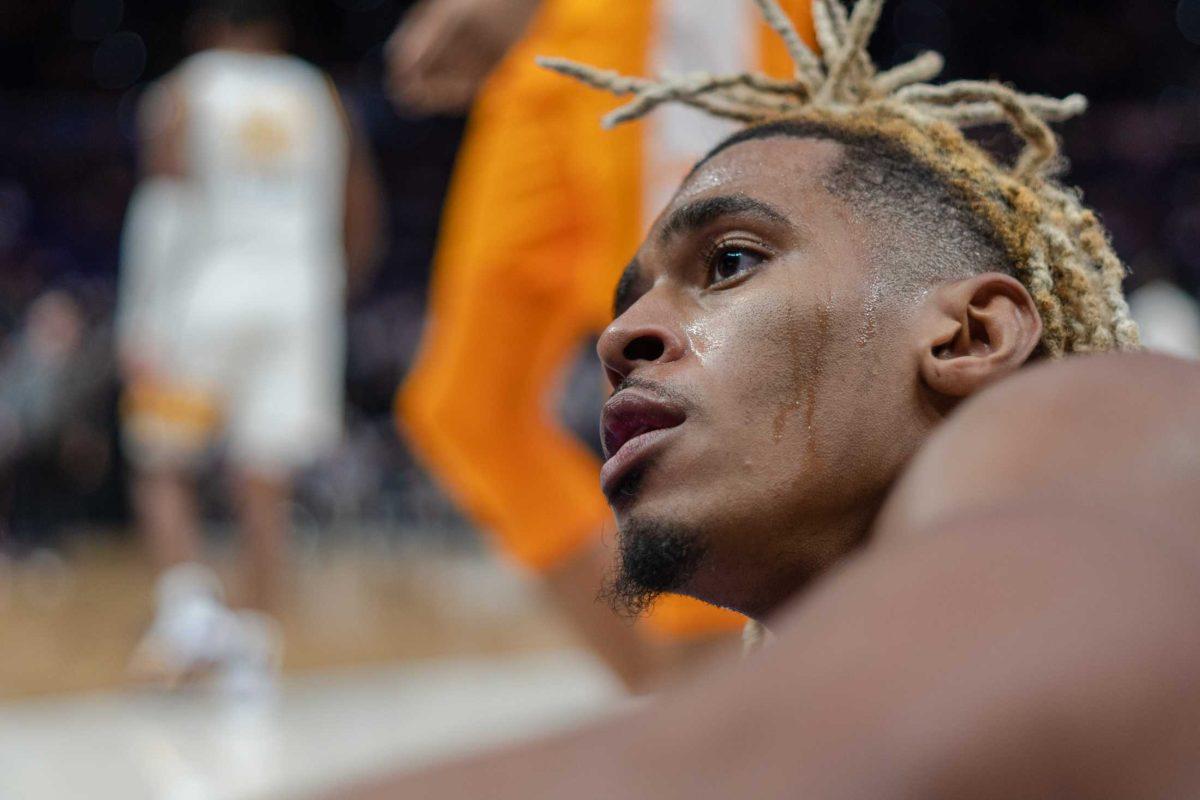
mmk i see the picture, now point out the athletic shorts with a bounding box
[122,270,343,474]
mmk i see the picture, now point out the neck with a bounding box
[738,494,890,621]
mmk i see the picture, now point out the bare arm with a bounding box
[343,354,1200,799]
[115,80,189,380]
[138,79,187,180]
[329,82,385,297]
[385,0,542,114]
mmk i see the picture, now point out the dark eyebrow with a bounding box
[658,193,793,245]
[613,257,643,318]
[613,195,793,318]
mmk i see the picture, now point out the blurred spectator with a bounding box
[1130,279,1200,358]
[0,290,115,551]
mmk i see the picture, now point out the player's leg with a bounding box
[230,468,291,615]
[227,304,341,606]
[403,276,677,689]
[121,381,234,684]
[404,281,742,690]
[131,466,203,570]
[216,304,340,692]
[399,252,609,569]
[397,53,683,686]
[122,381,220,567]
[218,464,289,697]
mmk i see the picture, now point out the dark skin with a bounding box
[386,0,542,114]
[340,137,1200,798]
[598,136,1040,618]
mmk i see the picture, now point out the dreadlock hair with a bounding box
[538,0,1140,357]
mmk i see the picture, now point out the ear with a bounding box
[918,273,1042,398]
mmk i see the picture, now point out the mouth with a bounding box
[599,390,686,502]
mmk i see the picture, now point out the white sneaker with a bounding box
[130,563,285,698]
[213,609,284,701]
[128,563,233,687]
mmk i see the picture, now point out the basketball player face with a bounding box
[599,137,926,616]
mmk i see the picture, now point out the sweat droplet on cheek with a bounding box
[685,322,721,366]
[768,295,831,463]
[805,302,831,461]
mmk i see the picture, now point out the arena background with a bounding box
[2,1,1199,796]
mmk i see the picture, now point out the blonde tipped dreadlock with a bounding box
[537,0,1140,356]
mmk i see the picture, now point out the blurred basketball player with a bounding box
[386,0,813,690]
[116,0,382,690]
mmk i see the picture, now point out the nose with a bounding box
[597,313,687,389]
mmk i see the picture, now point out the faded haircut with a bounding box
[699,118,1010,296]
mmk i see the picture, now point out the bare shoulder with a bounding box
[137,70,185,131]
[878,352,1200,541]
[133,70,188,177]
[977,350,1200,407]
[938,351,1200,448]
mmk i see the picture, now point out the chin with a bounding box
[642,515,782,618]
[610,470,700,520]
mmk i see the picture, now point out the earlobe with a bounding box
[919,273,1042,399]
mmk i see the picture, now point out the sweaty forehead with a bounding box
[664,136,845,229]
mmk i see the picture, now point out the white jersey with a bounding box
[176,49,349,308]
[118,49,350,470]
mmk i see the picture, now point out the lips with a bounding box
[599,390,686,500]
[601,391,686,460]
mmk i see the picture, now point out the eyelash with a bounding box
[703,238,771,288]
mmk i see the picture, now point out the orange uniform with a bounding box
[398,0,815,637]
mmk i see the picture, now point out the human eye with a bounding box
[707,242,768,287]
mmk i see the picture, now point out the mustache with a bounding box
[610,376,695,411]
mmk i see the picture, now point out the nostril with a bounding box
[623,335,665,362]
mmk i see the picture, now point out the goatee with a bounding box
[601,516,708,618]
